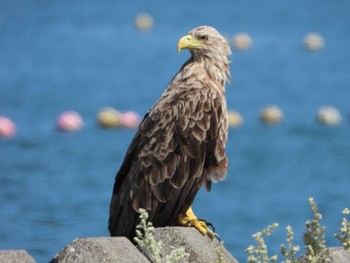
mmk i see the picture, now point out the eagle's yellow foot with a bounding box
[177,207,219,240]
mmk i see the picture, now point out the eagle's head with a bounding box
[178,26,232,59]
[177,25,232,84]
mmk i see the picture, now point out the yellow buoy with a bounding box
[228,110,243,128]
[260,105,284,125]
[97,107,122,128]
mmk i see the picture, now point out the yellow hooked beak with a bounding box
[177,35,205,54]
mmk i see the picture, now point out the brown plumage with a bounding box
[108,26,231,239]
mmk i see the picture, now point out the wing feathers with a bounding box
[109,82,229,238]
[152,179,172,202]
[171,155,189,188]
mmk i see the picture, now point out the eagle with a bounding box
[109,25,231,240]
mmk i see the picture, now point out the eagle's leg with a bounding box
[177,206,219,239]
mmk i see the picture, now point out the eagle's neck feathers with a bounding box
[171,53,230,94]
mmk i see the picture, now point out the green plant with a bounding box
[246,197,350,263]
[134,208,189,263]
[280,225,300,263]
[302,197,331,263]
[245,223,279,263]
[334,208,350,251]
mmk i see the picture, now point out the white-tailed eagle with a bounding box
[109,25,231,239]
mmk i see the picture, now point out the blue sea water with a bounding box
[0,1,350,262]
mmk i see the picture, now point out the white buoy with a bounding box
[135,12,154,31]
[303,32,325,51]
[232,32,253,51]
[260,105,284,125]
[317,106,342,126]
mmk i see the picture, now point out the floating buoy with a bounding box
[97,107,122,128]
[303,32,325,51]
[260,105,284,125]
[317,106,342,126]
[231,32,253,51]
[228,110,243,128]
[135,12,154,31]
[0,116,16,138]
[120,111,141,129]
[57,111,84,132]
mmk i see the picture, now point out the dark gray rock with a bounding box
[152,227,238,263]
[50,236,150,263]
[0,250,36,263]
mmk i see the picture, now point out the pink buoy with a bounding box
[120,111,141,129]
[57,111,84,132]
[0,116,16,138]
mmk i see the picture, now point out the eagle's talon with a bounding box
[213,232,221,241]
[206,229,214,239]
[203,225,221,240]
[198,218,216,233]
[204,227,220,240]
[177,207,220,240]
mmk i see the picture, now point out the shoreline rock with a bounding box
[152,227,238,263]
[1,228,349,262]
[50,236,149,263]
[0,250,36,263]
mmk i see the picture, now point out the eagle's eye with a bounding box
[199,35,208,41]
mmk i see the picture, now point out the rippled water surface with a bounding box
[1,1,350,262]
